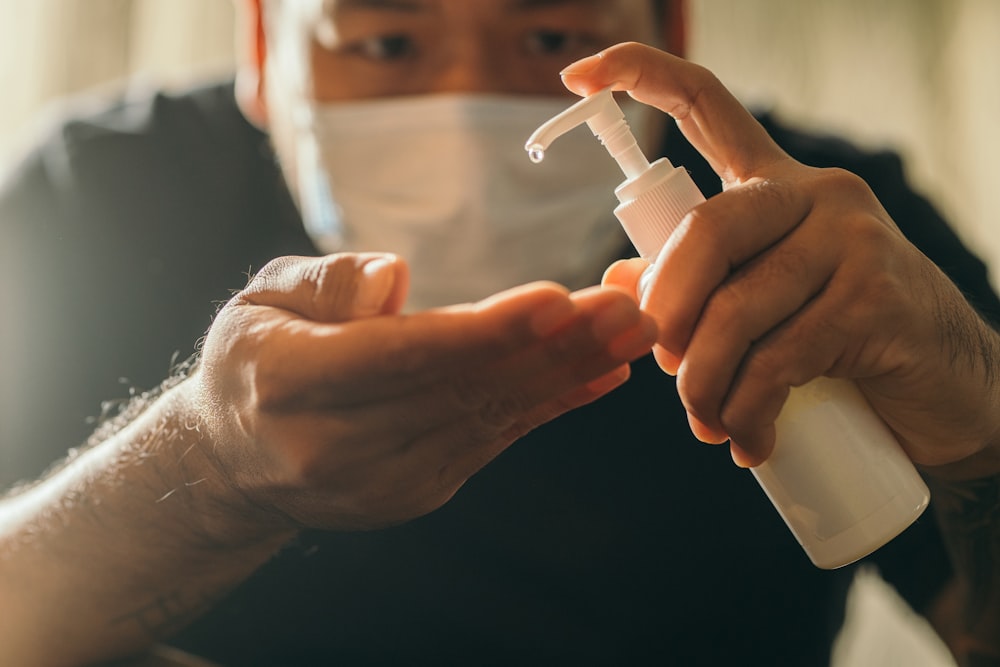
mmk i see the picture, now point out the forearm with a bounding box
[0,379,295,667]
[915,303,1000,663]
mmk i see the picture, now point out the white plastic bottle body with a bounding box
[751,376,929,569]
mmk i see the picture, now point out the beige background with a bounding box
[689,0,1000,293]
[2,2,993,664]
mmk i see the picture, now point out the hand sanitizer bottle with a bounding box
[526,89,929,569]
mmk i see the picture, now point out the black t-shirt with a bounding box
[3,81,997,666]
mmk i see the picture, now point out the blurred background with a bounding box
[1,1,994,665]
[1,0,998,290]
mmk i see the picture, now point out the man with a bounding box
[1,1,997,664]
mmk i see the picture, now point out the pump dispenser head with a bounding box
[526,87,654,180]
[526,88,705,260]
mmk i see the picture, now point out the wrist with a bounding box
[920,444,1000,483]
[149,378,299,550]
[0,376,296,664]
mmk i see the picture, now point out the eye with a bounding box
[351,34,417,62]
[523,29,589,56]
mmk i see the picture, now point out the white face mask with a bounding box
[294,94,636,311]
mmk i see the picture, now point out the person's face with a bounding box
[278,0,661,102]
[243,0,680,200]
[239,0,679,119]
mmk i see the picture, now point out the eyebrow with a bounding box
[335,0,608,11]
[336,0,426,11]
[509,0,609,9]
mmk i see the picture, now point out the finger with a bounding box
[419,362,636,491]
[252,282,654,411]
[641,177,813,357]
[414,341,646,490]
[675,219,839,439]
[273,289,654,485]
[560,42,787,184]
[284,363,637,506]
[687,412,728,445]
[713,315,836,467]
[652,344,681,377]
[601,257,648,300]
[240,253,409,322]
[712,245,903,463]
[248,281,574,408]
[730,432,774,469]
[341,286,654,417]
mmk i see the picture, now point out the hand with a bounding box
[188,252,656,531]
[563,42,1000,473]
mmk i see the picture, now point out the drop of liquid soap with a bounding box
[527,145,545,163]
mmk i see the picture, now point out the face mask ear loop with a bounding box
[294,105,347,244]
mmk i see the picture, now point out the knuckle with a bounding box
[741,177,800,224]
[841,209,894,249]
[680,206,723,243]
[608,40,648,58]
[243,256,300,294]
[769,246,811,285]
[858,265,905,307]
[237,254,368,321]
[747,176,797,207]
[702,280,752,328]
[741,345,794,392]
[303,254,358,305]
[814,166,869,195]
[812,167,886,217]
[476,393,528,433]
[446,370,493,413]
[718,363,787,439]
[303,254,358,315]
[676,372,718,426]
[719,387,785,446]
[836,253,908,327]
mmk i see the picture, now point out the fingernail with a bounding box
[584,364,631,395]
[688,413,729,445]
[730,441,766,469]
[559,53,602,77]
[353,257,396,316]
[638,265,655,301]
[652,344,681,376]
[658,349,681,376]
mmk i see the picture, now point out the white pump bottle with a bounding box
[526,89,929,569]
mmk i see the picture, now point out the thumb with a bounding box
[239,253,410,322]
[601,257,647,301]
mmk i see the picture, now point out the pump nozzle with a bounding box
[525,88,658,181]
[526,87,705,260]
